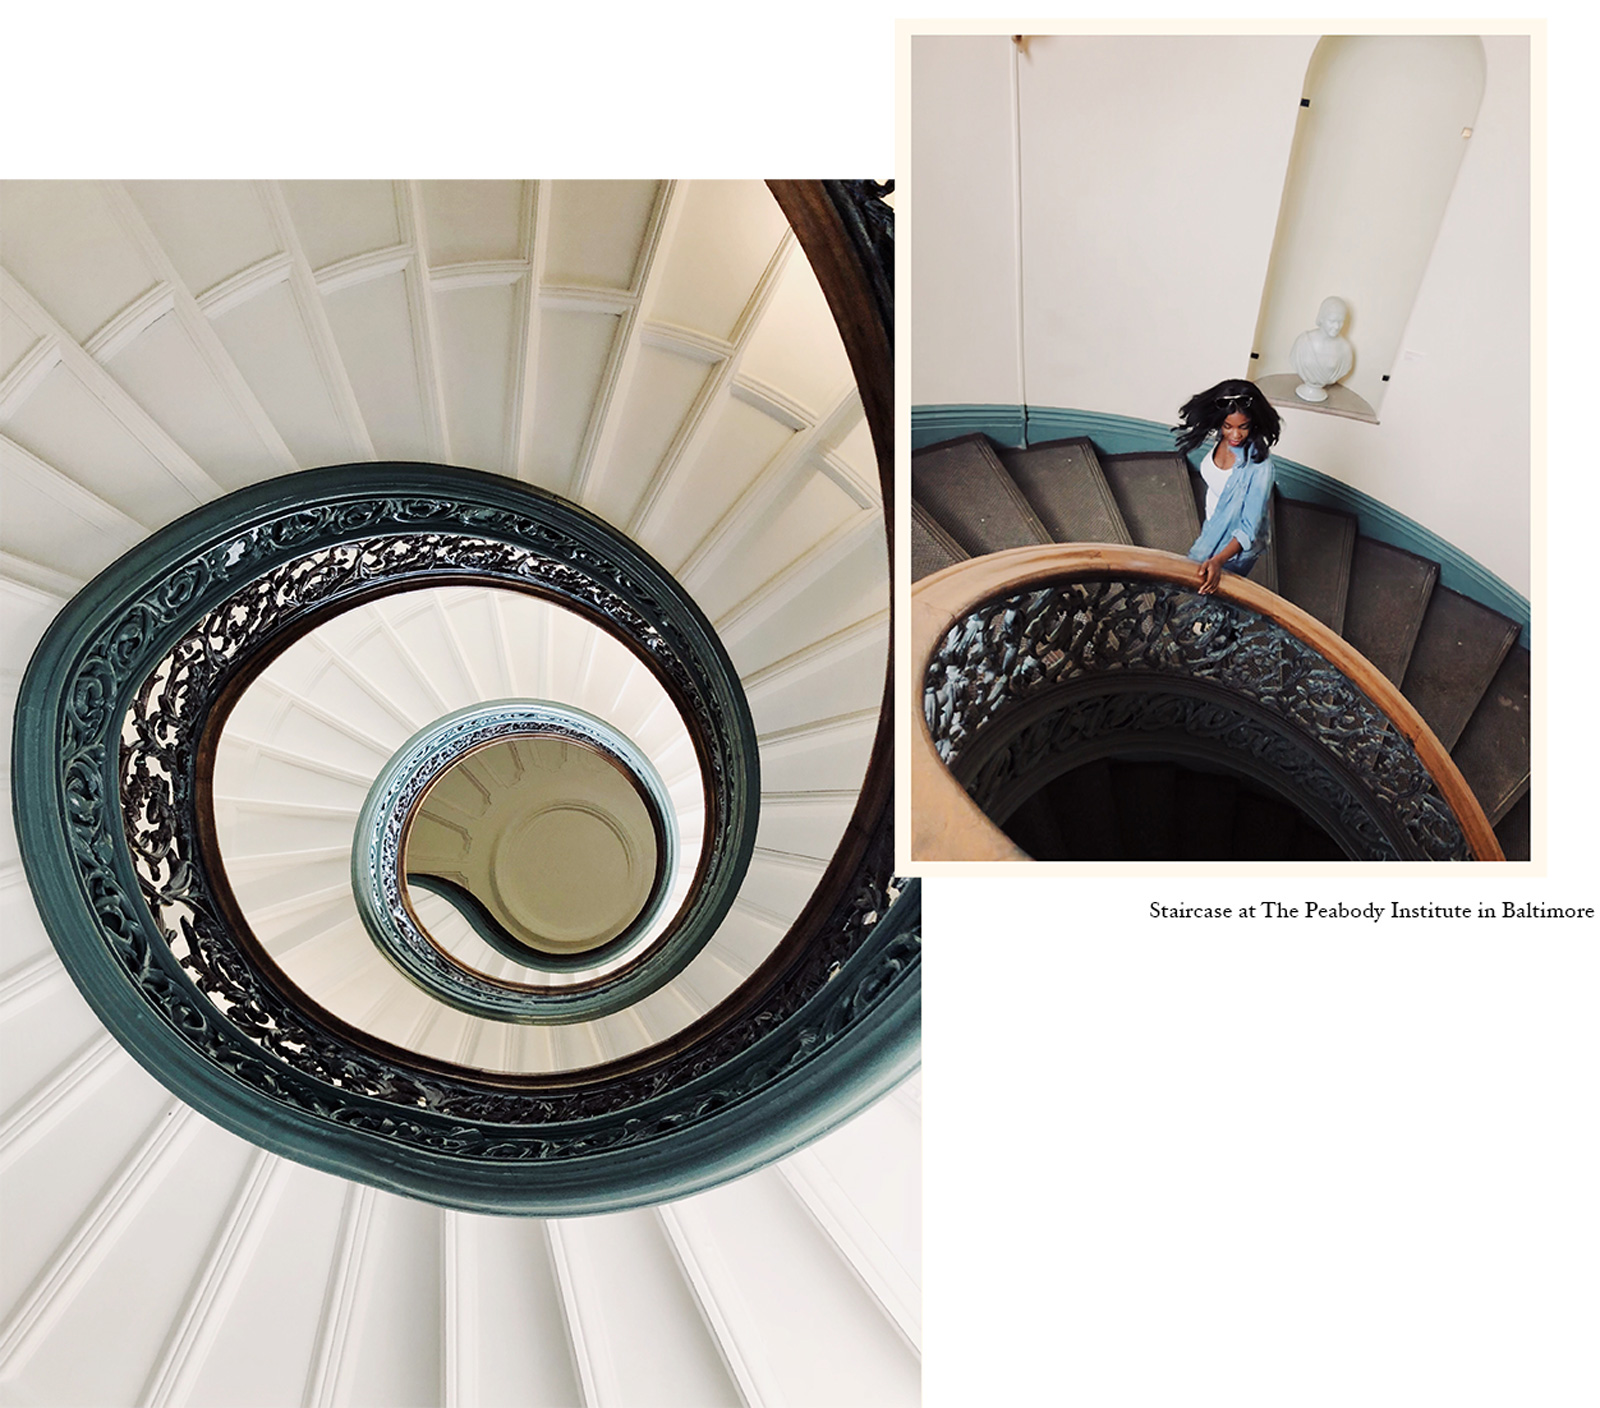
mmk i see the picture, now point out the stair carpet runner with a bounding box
[912,432,1531,861]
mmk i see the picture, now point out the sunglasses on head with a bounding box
[1214,391,1251,408]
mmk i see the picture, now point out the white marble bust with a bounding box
[1290,296,1354,402]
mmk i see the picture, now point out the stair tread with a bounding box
[1097,451,1202,557]
[1341,537,1440,685]
[1493,791,1531,863]
[910,500,969,582]
[994,437,1132,545]
[1399,586,1520,750]
[911,434,1051,556]
[1274,499,1357,634]
[1448,643,1530,824]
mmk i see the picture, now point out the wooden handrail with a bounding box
[912,543,1504,862]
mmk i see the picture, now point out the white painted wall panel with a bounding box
[0,183,158,346]
[1016,35,1310,421]
[3,364,204,525]
[587,343,711,529]
[434,280,518,475]
[546,180,660,289]
[722,526,888,677]
[107,311,285,487]
[527,310,619,497]
[0,302,41,383]
[652,182,789,341]
[471,1219,584,1408]
[909,35,1024,407]
[740,251,855,415]
[339,1194,443,1408]
[124,181,282,299]
[281,182,402,274]
[555,1209,742,1408]
[676,1170,920,1407]
[180,1164,349,1408]
[695,468,861,620]
[758,714,876,794]
[12,1122,255,1408]
[210,280,359,467]
[644,396,794,562]
[0,1062,172,1323]
[419,180,525,267]
[322,272,432,462]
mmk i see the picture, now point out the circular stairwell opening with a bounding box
[408,733,664,959]
[996,751,1347,861]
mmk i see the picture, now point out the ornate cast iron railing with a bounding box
[912,544,1503,862]
[13,181,916,1215]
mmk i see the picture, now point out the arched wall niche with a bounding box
[1252,36,1487,414]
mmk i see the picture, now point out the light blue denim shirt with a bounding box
[1186,441,1274,569]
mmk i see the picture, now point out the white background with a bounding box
[6,5,1595,1404]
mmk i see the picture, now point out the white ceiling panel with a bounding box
[433,281,519,475]
[545,181,660,289]
[279,181,402,272]
[105,312,284,489]
[2,365,203,525]
[725,529,889,679]
[419,180,525,266]
[650,182,790,341]
[691,468,861,620]
[829,413,879,497]
[321,271,431,462]
[754,792,857,862]
[123,182,281,299]
[209,281,358,467]
[0,445,143,581]
[743,623,889,739]
[526,309,619,499]
[755,715,876,793]
[738,250,855,418]
[0,182,159,346]
[0,301,42,384]
[643,395,794,562]
[586,345,710,529]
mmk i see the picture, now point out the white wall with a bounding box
[909,33,1532,597]
[1014,35,1312,419]
[908,35,1023,406]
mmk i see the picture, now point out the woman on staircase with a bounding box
[1174,378,1281,594]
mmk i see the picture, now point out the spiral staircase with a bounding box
[913,431,1529,861]
[0,180,917,1405]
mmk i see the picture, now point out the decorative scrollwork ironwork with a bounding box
[924,579,1473,860]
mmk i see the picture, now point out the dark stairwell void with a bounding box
[912,432,1530,860]
[1001,755,1347,862]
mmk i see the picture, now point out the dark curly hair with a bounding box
[1173,379,1282,463]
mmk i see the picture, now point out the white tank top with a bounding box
[1200,444,1236,519]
